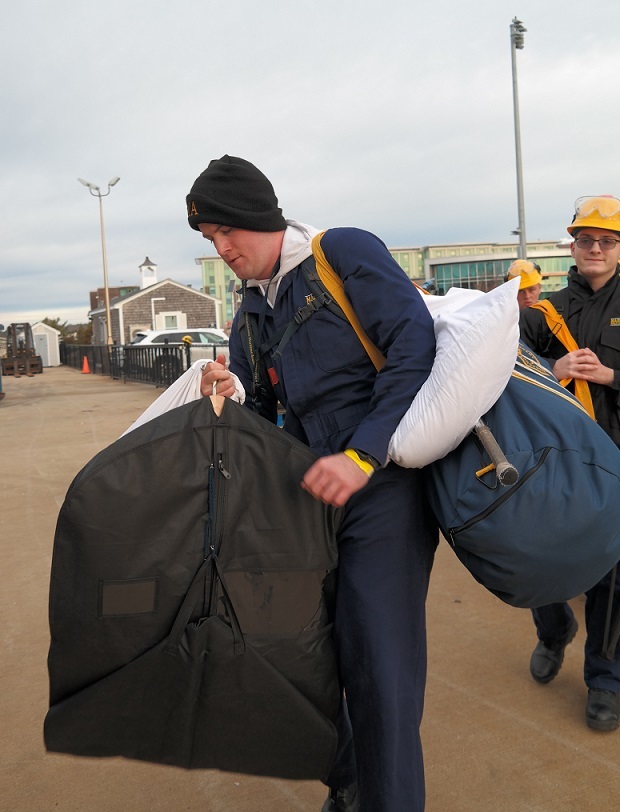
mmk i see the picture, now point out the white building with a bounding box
[32,321,61,367]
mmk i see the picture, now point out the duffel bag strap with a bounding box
[530,299,595,420]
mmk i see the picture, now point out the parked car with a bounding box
[126,328,230,385]
[130,328,230,362]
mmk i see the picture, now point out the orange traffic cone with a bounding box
[81,356,91,374]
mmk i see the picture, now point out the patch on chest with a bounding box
[610,318,620,327]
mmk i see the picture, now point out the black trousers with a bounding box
[532,565,620,691]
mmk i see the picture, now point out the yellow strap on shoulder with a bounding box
[530,299,595,419]
[311,232,386,372]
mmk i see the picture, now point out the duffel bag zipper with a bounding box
[448,447,551,547]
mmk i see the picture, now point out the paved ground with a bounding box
[1,366,619,811]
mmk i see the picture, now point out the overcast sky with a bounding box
[1,0,617,326]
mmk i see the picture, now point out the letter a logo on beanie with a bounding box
[186,155,287,233]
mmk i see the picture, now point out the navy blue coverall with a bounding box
[228,227,438,811]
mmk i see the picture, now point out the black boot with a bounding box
[529,618,578,684]
[321,784,359,812]
[586,689,619,732]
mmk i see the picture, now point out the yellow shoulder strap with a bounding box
[529,299,595,419]
[311,232,386,372]
[530,299,579,352]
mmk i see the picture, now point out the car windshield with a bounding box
[197,331,228,346]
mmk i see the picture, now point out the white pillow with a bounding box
[388,278,520,468]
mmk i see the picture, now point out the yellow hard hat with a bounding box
[506,259,542,290]
[181,335,193,345]
[567,195,620,235]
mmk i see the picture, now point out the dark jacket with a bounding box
[230,227,436,462]
[45,396,342,779]
[520,267,620,446]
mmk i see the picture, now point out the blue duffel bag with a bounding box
[425,344,620,608]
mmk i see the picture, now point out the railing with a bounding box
[61,344,119,377]
[60,343,226,387]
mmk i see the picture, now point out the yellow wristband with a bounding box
[343,448,375,477]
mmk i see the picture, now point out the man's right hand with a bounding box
[200,354,237,398]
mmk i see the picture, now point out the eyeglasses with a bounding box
[574,236,620,251]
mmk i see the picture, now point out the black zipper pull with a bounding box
[218,455,231,479]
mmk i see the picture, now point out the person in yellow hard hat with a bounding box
[506,259,543,310]
[520,195,620,732]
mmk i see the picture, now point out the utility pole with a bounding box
[510,17,527,259]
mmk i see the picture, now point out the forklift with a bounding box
[1,323,43,378]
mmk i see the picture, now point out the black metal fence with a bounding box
[60,343,226,388]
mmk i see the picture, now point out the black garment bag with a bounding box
[45,397,341,779]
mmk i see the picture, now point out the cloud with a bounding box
[1,0,618,323]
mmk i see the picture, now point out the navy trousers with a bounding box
[326,464,438,812]
[532,565,620,691]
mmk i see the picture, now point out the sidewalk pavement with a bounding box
[1,366,619,812]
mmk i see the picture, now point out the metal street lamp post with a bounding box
[78,176,121,345]
[510,17,527,259]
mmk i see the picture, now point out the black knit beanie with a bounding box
[186,155,286,232]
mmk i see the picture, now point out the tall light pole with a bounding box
[510,17,527,259]
[78,176,121,345]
